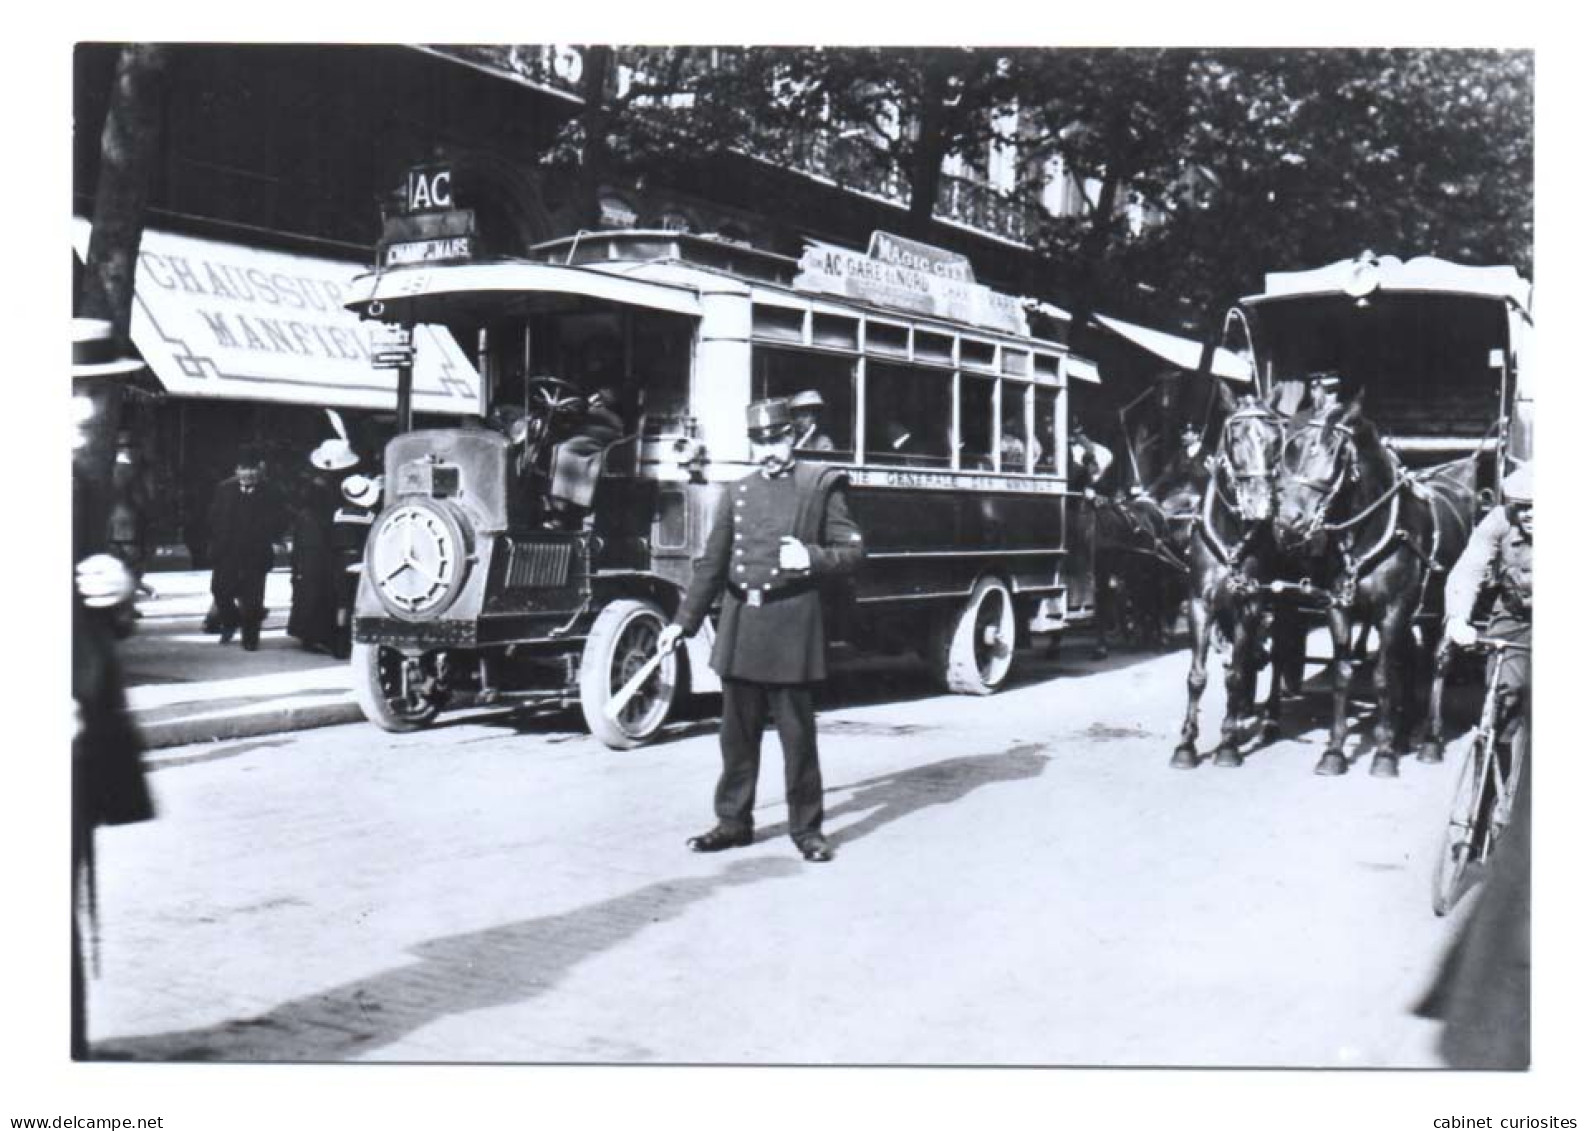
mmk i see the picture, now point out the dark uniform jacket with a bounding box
[676,463,864,684]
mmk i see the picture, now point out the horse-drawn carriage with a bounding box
[1172,251,1533,774]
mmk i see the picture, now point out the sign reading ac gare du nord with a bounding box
[795,230,1031,337]
[69,217,478,411]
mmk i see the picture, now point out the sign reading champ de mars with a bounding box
[794,231,1030,337]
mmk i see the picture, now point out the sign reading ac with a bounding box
[406,167,454,214]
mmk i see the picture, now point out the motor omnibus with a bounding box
[343,216,1103,747]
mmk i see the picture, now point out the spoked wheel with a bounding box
[934,576,1017,695]
[579,599,681,749]
[352,642,445,732]
[1431,732,1497,916]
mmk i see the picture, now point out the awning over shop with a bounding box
[1064,355,1102,384]
[1091,313,1252,382]
[72,219,480,415]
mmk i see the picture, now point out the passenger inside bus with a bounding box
[789,389,836,453]
[752,350,854,457]
[864,363,951,467]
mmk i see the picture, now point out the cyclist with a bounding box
[1443,461,1532,752]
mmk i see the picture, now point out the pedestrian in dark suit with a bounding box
[658,398,865,862]
[207,445,287,651]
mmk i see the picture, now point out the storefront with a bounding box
[72,220,479,568]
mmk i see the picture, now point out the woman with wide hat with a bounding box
[288,437,360,654]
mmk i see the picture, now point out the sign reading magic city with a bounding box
[794,231,1030,337]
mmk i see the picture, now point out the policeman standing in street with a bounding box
[657,398,865,863]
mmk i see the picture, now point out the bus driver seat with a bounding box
[547,386,627,522]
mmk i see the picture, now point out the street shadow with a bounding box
[757,744,1050,848]
[91,855,803,1063]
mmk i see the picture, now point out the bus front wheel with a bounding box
[352,642,445,732]
[933,576,1016,695]
[580,598,681,749]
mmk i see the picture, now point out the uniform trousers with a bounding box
[715,678,824,842]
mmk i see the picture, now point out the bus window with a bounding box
[959,373,996,469]
[999,380,1033,472]
[1035,387,1061,474]
[865,361,951,466]
[631,310,692,421]
[752,347,855,456]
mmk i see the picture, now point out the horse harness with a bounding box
[1275,418,1442,614]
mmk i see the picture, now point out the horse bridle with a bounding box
[1281,418,1359,541]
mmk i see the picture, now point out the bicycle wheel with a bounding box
[1431,731,1492,916]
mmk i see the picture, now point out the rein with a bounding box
[1288,421,1436,610]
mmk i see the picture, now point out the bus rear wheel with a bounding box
[352,642,444,732]
[580,598,681,749]
[933,576,1016,695]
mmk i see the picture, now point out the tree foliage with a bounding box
[1017,48,1533,340]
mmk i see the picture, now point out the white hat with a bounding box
[72,317,145,379]
[310,438,359,471]
[1502,462,1532,504]
[341,474,383,509]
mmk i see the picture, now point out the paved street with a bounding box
[87,639,1468,1066]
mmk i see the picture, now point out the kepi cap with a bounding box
[746,397,793,440]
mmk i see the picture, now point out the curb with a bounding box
[141,699,366,755]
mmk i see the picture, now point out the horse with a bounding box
[1270,395,1479,777]
[1172,395,1290,769]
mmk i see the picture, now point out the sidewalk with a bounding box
[120,569,363,753]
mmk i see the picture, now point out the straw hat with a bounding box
[72,317,145,379]
[341,474,383,509]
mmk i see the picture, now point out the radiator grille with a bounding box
[505,541,573,589]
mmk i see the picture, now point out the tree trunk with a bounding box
[1066,169,1121,333]
[905,69,950,240]
[76,44,169,553]
[570,46,616,232]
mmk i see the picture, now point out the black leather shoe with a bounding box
[686,825,753,853]
[219,627,235,645]
[795,834,834,863]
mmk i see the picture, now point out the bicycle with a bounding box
[1430,636,1530,917]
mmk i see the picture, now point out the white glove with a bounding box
[1445,618,1478,648]
[657,624,685,653]
[778,537,812,571]
[75,554,135,609]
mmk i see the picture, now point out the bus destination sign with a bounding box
[795,231,1028,337]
